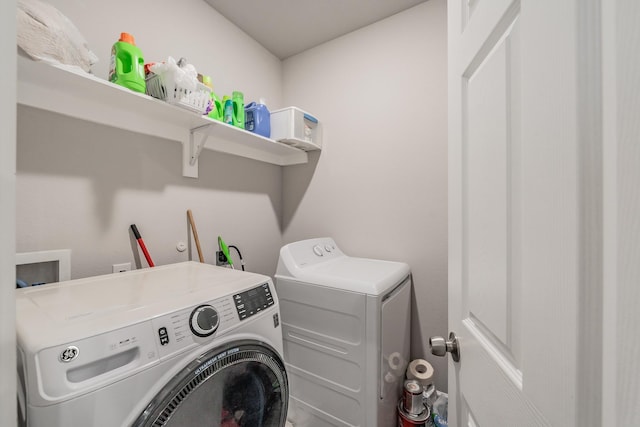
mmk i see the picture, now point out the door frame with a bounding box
[601,0,640,425]
[1,0,17,426]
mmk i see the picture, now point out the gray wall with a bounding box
[280,0,449,390]
[17,0,286,279]
[49,0,283,102]
[16,0,450,391]
[17,106,284,278]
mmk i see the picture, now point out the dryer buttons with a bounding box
[313,245,324,256]
[189,305,220,338]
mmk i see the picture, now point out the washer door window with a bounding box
[133,341,288,427]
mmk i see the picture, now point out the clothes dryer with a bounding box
[16,261,288,427]
[275,238,411,427]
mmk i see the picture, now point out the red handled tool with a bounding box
[130,224,154,267]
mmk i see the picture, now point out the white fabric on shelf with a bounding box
[17,0,98,72]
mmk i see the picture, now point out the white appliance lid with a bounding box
[16,262,271,350]
[276,238,410,295]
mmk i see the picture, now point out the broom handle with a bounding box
[187,210,204,263]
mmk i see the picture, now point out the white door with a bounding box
[447,0,604,426]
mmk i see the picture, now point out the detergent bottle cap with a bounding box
[119,32,136,45]
[201,75,213,89]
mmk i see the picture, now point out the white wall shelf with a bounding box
[16,56,309,178]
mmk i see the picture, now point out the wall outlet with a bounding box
[112,262,131,273]
[216,251,228,267]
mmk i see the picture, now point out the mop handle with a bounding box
[131,224,155,267]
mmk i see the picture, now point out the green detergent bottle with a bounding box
[222,96,233,125]
[109,32,145,93]
[232,91,244,129]
[210,92,223,121]
[202,75,223,121]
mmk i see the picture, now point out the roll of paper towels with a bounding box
[406,359,434,386]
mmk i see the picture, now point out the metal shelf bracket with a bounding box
[190,124,212,166]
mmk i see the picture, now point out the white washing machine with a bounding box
[275,238,411,427]
[16,261,288,427]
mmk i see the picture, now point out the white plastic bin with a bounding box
[270,107,322,151]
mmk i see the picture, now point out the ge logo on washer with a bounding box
[59,346,79,362]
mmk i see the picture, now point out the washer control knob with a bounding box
[313,245,324,256]
[189,305,219,337]
[324,245,333,252]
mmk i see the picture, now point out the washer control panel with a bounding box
[233,283,274,321]
[152,294,236,359]
[189,305,220,337]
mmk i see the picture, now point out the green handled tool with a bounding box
[218,236,233,267]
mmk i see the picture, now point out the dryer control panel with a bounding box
[279,237,345,269]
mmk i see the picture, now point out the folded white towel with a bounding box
[17,0,98,72]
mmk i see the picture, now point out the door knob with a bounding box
[429,332,460,362]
